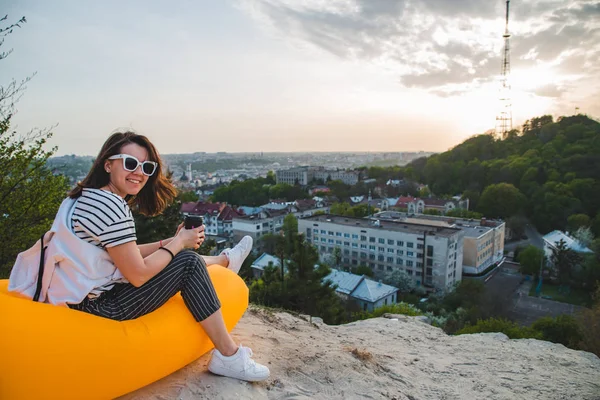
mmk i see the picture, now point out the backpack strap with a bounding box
[33,233,48,302]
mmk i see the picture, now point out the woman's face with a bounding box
[104,143,151,197]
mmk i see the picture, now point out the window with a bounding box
[369,263,375,268]
[352,259,358,265]
[360,252,367,259]
[328,231,334,236]
[313,229,318,233]
[321,238,326,243]
[396,258,403,265]
[397,250,404,255]
[378,265,384,271]
[388,239,394,245]
[352,243,358,248]
[335,240,342,245]
[320,230,326,234]
[328,239,334,244]
[406,260,413,267]
[417,253,423,258]
[387,248,394,253]
[407,270,413,276]
[344,233,350,238]
[370,237,376,243]
[360,244,367,249]
[352,234,359,239]
[378,247,385,252]
[397,240,404,246]
[378,255,385,261]
[426,267,433,275]
[369,245,376,251]
[427,258,433,266]
[369,254,376,260]
[344,241,350,246]
[352,251,358,257]
[427,245,434,257]
[417,244,424,249]
[387,257,394,263]
[344,249,350,255]
[336,232,342,237]
[407,251,414,257]
[378,238,385,244]
[407,242,414,248]
[343,258,349,264]
[387,266,393,271]
[416,271,422,277]
[360,235,367,241]
[320,246,326,251]
[416,262,423,268]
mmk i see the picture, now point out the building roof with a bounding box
[251,253,282,271]
[350,278,398,303]
[324,269,398,303]
[302,214,462,237]
[323,269,364,295]
[543,230,593,253]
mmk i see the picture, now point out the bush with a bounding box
[456,318,542,339]
[531,315,583,348]
[576,285,600,357]
[352,302,423,321]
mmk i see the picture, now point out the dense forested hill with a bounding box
[405,115,600,234]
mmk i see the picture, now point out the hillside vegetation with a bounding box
[406,115,600,234]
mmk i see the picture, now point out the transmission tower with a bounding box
[495,0,512,139]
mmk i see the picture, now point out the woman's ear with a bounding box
[104,161,111,173]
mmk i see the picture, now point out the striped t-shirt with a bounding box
[71,188,137,297]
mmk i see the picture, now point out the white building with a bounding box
[298,214,465,293]
[276,166,360,186]
[373,212,505,275]
[324,269,398,312]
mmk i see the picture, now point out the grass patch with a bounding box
[528,281,593,307]
[349,347,373,362]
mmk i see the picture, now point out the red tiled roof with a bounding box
[181,201,226,215]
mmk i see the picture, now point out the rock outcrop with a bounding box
[120,306,600,400]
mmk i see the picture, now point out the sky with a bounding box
[3,0,599,156]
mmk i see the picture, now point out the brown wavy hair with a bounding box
[68,131,177,216]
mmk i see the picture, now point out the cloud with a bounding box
[239,0,600,99]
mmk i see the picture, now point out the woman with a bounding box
[59,131,268,381]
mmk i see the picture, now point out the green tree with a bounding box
[567,214,591,233]
[517,245,545,276]
[531,315,583,348]
[550,239,582,285]
[332,247,342,268]
[0,16,70,278]
[178,190,198,203]
[477,183,526,219]
[384,269,415,292]
[351,265,374,277]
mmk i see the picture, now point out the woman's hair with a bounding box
[68,131,177,216]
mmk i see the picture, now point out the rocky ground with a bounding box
[119,306,600,400]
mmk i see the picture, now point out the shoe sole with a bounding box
[208,365,270,382]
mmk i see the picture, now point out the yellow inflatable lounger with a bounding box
[0,265,248,400]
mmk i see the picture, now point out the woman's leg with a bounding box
[202,254,228,267]
[202,236,253,274]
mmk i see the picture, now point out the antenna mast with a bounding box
[495,0,512,139]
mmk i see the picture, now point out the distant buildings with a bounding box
[276,166,360,186]
[297,214,464,293]
[181,201,241,239]
[232,198,330,241]
[382,196,470,214]
[373,212,505,275]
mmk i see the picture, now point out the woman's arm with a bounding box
[137,237,174,258]
[108,226,204,287]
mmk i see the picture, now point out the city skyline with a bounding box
[4,0,599,156]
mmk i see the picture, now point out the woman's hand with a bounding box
[175,224,205,250]
[174,222,184,237]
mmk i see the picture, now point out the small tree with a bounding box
[517,245,545,277]
[550,239,582,285]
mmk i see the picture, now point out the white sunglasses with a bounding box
[108,154,158,176]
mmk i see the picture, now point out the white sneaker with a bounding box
[208,345,270,382]
[221,236,253,274]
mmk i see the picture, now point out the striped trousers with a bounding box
[69,250,221,322]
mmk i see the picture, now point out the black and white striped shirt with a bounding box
[71,188,137,298]
[71,188,137,248]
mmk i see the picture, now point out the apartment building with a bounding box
[276,166,359,186]
[373,211,505,275]
[298,214,464,293]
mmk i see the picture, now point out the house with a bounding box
[250,253,287,279]
[324,269,399,312]
[181,201,241,239]
[543,230,593,268]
